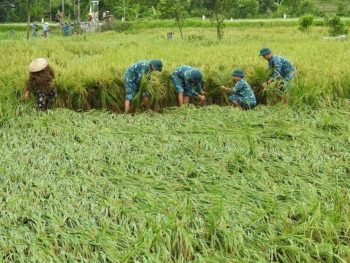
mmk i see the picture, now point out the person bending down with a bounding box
[259,47,295,103]
[171,65,206,106]
[124,60,163,113]
[24,58,57,111]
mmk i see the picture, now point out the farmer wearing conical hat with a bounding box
[171,66,206,106]
[24,58,56,111]
[220,69,256,110]
[259,47,295,96]
[124,60,163,113]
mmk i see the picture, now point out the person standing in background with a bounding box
[32,20,38,38]
[63,22,70,36]
[43,22,50,38]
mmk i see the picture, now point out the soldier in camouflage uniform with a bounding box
[24,58,56,111]
[220,69,256,110]
[260,47,295,91]
[171,66,206,106]
[124,60,163,113]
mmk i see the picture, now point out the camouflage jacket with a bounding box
[124,60,153,85]
[231,79,257,106]
[172,66,203,96]
[268,55,295,81]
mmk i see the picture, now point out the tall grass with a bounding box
[0,26,349,113]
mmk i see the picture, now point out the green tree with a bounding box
[272,0,288,18]
[234,0,259,18]
[157,0,189,40]
[336,0,349,16]
[257,0,275,16]
[289,0,316,16]
[209,0,235,40]
[115,3,142,20]
[0,0,20,22]
[104,0,162,20]
[187,0,210,17]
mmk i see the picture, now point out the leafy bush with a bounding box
[298,14,313,33]
[101,21,133,33]
[325,15,349,36]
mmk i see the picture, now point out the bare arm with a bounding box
[24,90,30,99]
[220,86,234,94]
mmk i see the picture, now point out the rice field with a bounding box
[1,104,349,262]
[0,24,350,262]
[0,25,350,111]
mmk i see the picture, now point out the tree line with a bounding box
[1,0,348,24]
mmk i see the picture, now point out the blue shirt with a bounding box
[231,78,256,106]
[63,24,70,36]
[172,66,202,96]
[268,55,295,81]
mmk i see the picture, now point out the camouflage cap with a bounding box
[151,60,163,72]
[259,47,272,56]
[190,69,202,83]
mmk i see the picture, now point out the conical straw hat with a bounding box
[29,58,48,72]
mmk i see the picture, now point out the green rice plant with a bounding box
[202,67,232,106]
[247,65,273,105]
[132,73,151,113]
[1,25,350,261]
[290,76,322,109]
[147,71,174,111]
[54,74,89,110]
[263,80,289,106]
[0,105,349,261]
[2,26,350,112]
